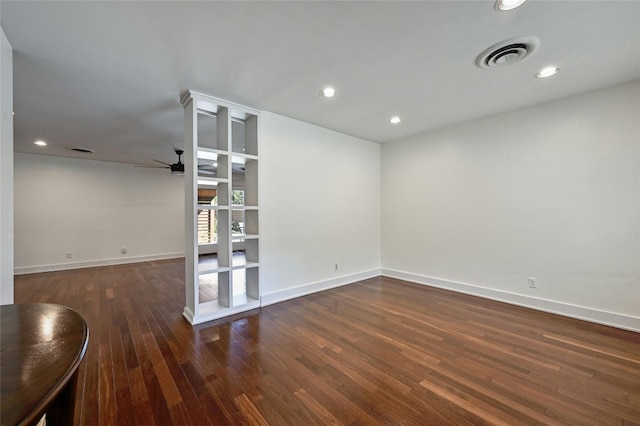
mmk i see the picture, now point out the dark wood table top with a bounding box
[1,303,89,426]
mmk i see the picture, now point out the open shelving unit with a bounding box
[181,91,260,325]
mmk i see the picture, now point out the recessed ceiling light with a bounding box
[389,116,401,124]
[34,140,47,146]
[320,87,336,98]
[495,0,527,11]
[535,66,560,78]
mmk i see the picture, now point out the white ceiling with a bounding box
[2,1,639,166]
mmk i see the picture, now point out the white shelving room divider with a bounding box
[181,91,260,325]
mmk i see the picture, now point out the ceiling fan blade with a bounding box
[134,165,170,169]
[152,159,172,166]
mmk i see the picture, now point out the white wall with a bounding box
[260,112,381,304]
[382,81,640,331]
[0,26,14,304]
[14,154,185,273]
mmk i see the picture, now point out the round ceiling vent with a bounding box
[476,36,540,69]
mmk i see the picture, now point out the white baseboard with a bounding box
[182,306,195,324]
[261,269,381,307]
[14,252,185,275]
[185,300,261,325]
[16,258,637,333]
[381,268,640,333]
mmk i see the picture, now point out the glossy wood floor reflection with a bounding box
[15,260,640,425]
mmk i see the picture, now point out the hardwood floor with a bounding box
[14,259,640,425]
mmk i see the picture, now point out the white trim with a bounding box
[181,90,261,116]
[16,257,637,332]
[261,269,381,307]
[182,306,195,324]
[14,253,185,275]
[186,300,261,325]
[382,268,640,333]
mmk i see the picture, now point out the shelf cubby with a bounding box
[245,210,259,235]
[197,150,228,180]
[245,238,259,264]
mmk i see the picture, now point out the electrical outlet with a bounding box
[121,247,127,254]
[334,263,339,271]
[65,252,72,259]
[528,277,537,288]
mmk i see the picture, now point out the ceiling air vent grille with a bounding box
[476,36,540,69]
[68,147,95,154]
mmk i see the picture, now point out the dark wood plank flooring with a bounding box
[14,259,640,425]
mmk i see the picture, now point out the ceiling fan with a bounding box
[136,148,217,176]
[136,148,184,174]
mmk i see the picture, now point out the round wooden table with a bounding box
[1,304,89,426]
